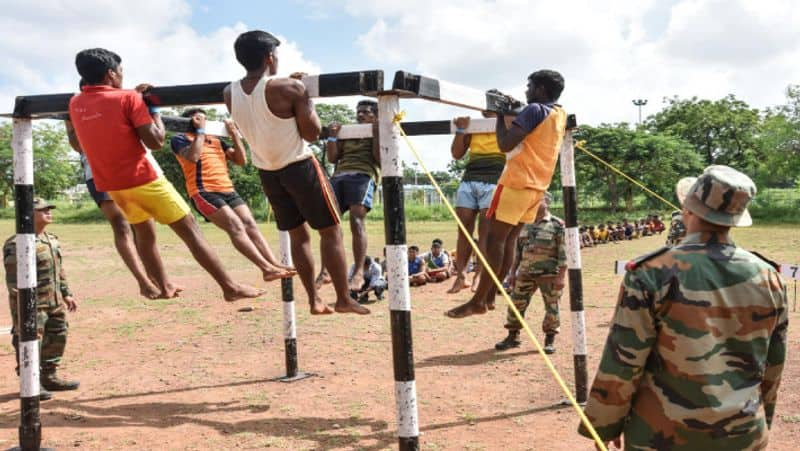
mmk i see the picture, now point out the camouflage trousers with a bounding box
[8,295,68,373]
[505,276,562,334]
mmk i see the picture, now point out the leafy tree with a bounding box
[756,85,800,187]
[647,95,761,171]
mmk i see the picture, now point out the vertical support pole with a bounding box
[12,118,45,450]
[559,116,588,405]
[276,230,311,382]
[378,94,419,451]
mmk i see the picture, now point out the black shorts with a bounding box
[191,191,245,219]
[259,157,340,231]
[86,178,112,206]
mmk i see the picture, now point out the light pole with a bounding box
[412,161,419,186]
[632,99,648,125]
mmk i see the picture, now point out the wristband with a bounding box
[327,137,338,142]
[455,127,466,134]
[148,106,160,114]
[195,128,206,135]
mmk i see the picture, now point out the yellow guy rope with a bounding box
[392,112,608,451]
[574,140,680,211]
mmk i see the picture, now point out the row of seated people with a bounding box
[579,215,666,248]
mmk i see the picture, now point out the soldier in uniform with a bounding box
[665,176,697,247]
[578,166,788,450]
[495,192,566,354]
[4,198,80,401]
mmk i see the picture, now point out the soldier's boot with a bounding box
[41,371,80,391]
[544,334,556,355]
[495,330,521,351]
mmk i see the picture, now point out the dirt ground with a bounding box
[0,219,798,450]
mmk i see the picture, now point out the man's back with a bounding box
[589,231,787,450]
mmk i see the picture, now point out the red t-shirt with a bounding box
[68,85,159,191]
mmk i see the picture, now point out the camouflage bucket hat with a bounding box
[33,198,56,210]
[683,165,755,227]
[675,176,697,206]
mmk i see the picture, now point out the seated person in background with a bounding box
[349,256,387,303]
[423,239,451,282]
[652,215,665,234]
[643,217,653,236]
[606,221,618,242]
[633,220,644,238]
[582,226,595,247]
[595,224,608,244]
[623,219,634,240]
[408,246,428,286]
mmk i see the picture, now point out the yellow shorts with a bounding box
[487,184,544,225]
[109,177,190,225]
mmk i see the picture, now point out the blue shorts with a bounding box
[86,178,112,206]
[330,173,375,213]
[455,180,496,210]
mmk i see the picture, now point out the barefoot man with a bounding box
[171,108,295,282]
[225,30,369,315]
[69,48,263,302]
[447,70,566,318]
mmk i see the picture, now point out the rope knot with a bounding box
[392,111,406,124]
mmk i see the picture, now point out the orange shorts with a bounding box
[486,185,544,225]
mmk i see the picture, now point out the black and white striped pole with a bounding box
[559,115,588,405]
[276,230,311,382]
[379,93,419,450]
[11,118,52,451]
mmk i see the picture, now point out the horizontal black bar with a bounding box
[568,269,584,312]
[11,70,384,117]
[390,310,415,381]
[392,71,440,99]
[402,120,451,135]
[14,185,34,234]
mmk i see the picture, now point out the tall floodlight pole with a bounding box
[632,99,648,125]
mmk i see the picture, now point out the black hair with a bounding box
[432,238,443,246]
[75,48,121,84]
[409,245,419,252]
[363,256,373,265]
[528,69,564,102]
[78,79,87,88]
[234,30,281,71]
[182,108,207,118]
[357,100,379,115]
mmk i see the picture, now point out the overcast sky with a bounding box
[2,0,799,170]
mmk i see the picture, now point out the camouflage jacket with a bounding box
[515,214,566,279]
[4,232,72,307]
[579,232,788,450]
[666,210,687,247]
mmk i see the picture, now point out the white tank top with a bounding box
[230,75,312,171]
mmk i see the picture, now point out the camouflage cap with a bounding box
[683,165,755,227]
[675,176,697,206]
[33,198,56,210]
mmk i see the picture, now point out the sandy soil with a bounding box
[0,221,798,450]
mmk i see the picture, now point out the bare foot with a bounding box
[314,270,332,290]
[310,298,335,315]
[447,276,469,294]
[262,267,295,282]
[139,281,161,300]
[335,298,371,315]
[224,284,265,302]
[349,271,365,292]
[158,283,184,299]
[445,301,487,318]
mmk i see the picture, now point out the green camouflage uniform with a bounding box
[665,210,687,247]
[506,214,566,334]
[578,232,788,450]
[4,232,72,373]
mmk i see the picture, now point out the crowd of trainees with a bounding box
[578,214,667,248]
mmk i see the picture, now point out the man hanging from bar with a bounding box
[316,100,381,296]
[224,30,369,315]
[4,198,80,401]
[170,108,295,281]
[447,70,566,318]
[68,48,264,302]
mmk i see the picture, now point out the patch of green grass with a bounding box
[781,414,800,424]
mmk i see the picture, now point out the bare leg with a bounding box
[168,214,264,302]
[447,207,477,294]
[233,204,295,272]
[318,224,370,315]
[98,201,160,299]
[131,219,181,299]
[488,225,522,310]
[446,218,520,318]
[288,224,333,315]
[209,205,292,282]
[348,205,369,291]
